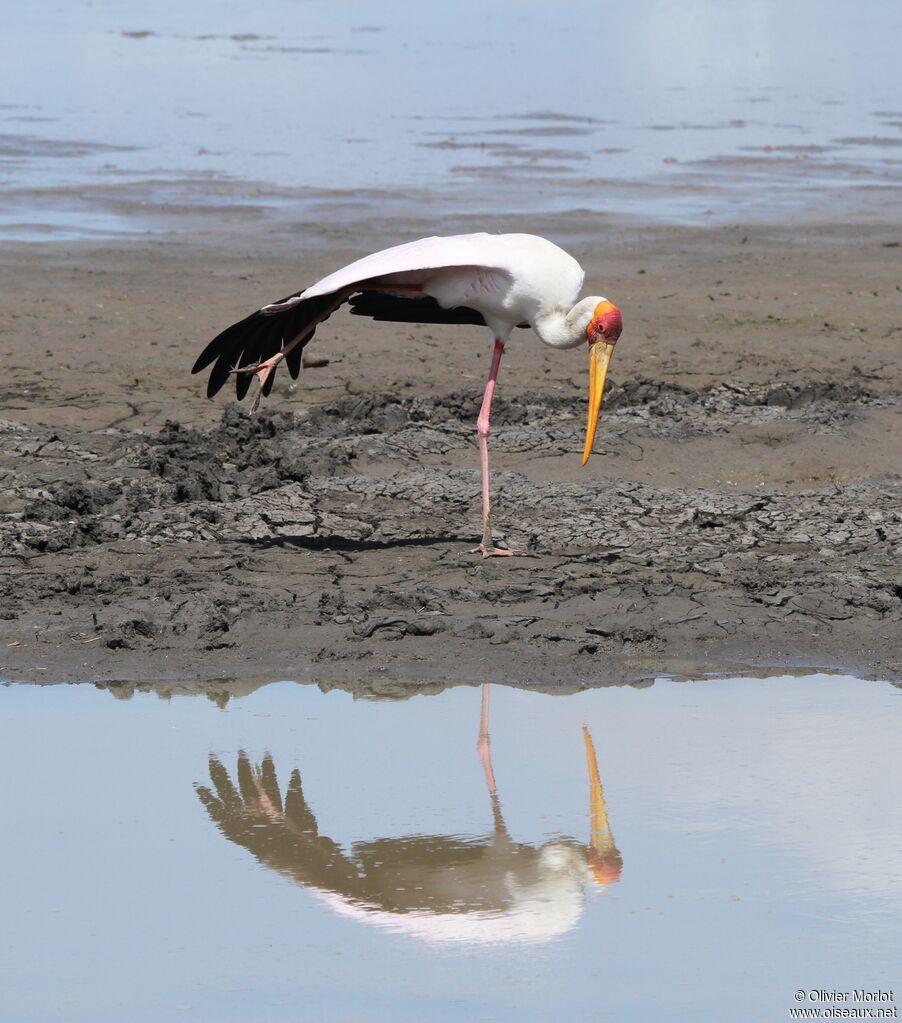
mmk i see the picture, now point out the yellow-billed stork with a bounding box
[192,233,623,556]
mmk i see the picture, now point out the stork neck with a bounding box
[533,303,591,350]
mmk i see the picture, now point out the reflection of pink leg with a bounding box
[478,684,497,796]
[477,684,505,832]
[468,339,524,558]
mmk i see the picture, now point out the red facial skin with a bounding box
[586,303,623,346]
[587,847,624,885]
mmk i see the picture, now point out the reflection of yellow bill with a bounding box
[583,725,609,851]
[581,341,616,466]
[583,725,622,885]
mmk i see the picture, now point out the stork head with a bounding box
[581,298,622,466]
[586,299,623,346]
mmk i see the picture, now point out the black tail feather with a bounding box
[193,290,339,400]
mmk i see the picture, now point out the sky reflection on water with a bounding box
[1,673,901,1022]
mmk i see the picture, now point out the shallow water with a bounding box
[1,0,901,236]
[1,673,900,1021]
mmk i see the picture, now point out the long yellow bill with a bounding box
[581,342,616,466]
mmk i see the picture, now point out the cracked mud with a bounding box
[2,380,899,686]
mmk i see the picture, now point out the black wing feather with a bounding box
[348,292,529,329]
[208,347,236,399]
[348,292,485,326]
[285,332,309,379]
[233,318,270,401]
[235,365,253,402]
[194,284,530,404]
[193,290,338,400]
[192,291,301,374]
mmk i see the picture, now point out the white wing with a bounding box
[300,233,500,300]
[194,232,585,400]
[299,232,584,304]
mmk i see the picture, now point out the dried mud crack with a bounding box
[1,377,899,687]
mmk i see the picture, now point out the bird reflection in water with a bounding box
[195,685,622,944]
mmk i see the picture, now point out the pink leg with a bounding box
[468,339,523,557]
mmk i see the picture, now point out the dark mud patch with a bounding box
[1,378,899,686]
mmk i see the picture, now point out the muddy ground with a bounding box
[1,213,900,687]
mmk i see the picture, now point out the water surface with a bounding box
[2,0,901,236]
[1,673,900,1021]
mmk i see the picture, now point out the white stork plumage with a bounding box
[192,233,622,557]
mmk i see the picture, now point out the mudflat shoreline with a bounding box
[1,212,900,686]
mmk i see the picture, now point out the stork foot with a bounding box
[232,353,283,379]
[466,542,526,559]
[232,353,284,413]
